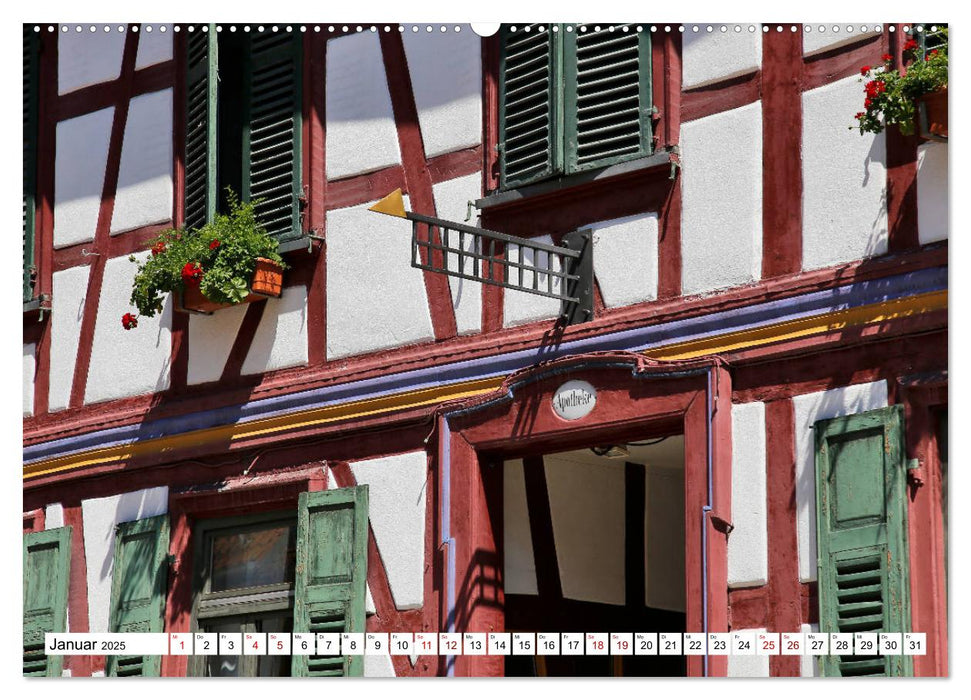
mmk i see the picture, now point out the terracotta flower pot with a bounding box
[177,258,284,315]
[917,87,948,141]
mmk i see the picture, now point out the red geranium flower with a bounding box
[864,97,873,109]
[181,262,204,285]
[209,239,220,250]
[860,65,871,75]
[151,240,166,256]
[122,313,138,330]
[882,53,893,62]
[855,112,865,120]
[925,49,938,61]
[903,38,918,52]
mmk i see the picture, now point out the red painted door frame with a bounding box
[441,352,732,677]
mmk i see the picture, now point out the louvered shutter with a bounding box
[563,25,652,172]
[498,25,561,189]
[814,405,913,677]
[107,515,170,677]
[23,26,39,303]
[184,25,218,232]
[243,32,302,242]
[292,487,368,677]
[23,527,72,677]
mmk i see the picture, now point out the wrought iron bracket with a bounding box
[560,228,594,326]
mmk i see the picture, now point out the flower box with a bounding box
[177,257,284,315]
[917,87,948,141]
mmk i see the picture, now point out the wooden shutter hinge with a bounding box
[906,458,924,490]
[668,145,681,180]
[709,512,734,535]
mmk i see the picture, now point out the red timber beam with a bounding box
[62,502,95,676]
[306,29,328,367]
[885,24,919,253]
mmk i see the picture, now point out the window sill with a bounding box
[476,150,672,211]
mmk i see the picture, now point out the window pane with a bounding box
[204,620,244,677]
[210,523,296,592]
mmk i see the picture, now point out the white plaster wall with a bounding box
[366,586,376,616]
[682,28,761,88]
[81,487,169,634]
[402,28,482,158]
[432,174,482,335]
[503,459,538,596]
[802,76,888,270]
[729,402,768,588]
[135,26,173,69]
[54,108,114,248]
[645,465,685,611]
[350,451,427,610]
[917,142,948,245]
[681,102,763,295]
[111,89,173,234]
[803,26,874,57]
[241,286,310,375]
[727,628,769,677]
[792,380,888,582]
[800,622,819,677]
[58,28,125,94]
[326,33,401,179]
[364,654,396,677]
[85,252,172,405]
[49,265,90,412]
[503,235,562,327]
[592,213,659,308]
[45,503,65,530]
[326,197,434,359]
[544,455,626,605]
[187,303,248,385]
[23,343,36,417]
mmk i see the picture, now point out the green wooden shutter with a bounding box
[107,515,170,677]
[23,26,39,303]
[23,527,72,677]
[184,25,218,231]
[292,486,368,677]
[498,24,561,189]
[563,25,652,173]
[243,32,302,242]
[815,405,912,677]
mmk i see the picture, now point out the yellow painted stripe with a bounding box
[24,291,946,480]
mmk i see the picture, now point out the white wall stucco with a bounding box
[111,89,173,234]
[49,265,90,412]
[503,234,562,327]
[241,285,310,376]
[402,28,482,158]
[45,503,65,530]
[727,628,769,677]
[802,76,888,270]
[682,28,761,89]
[135,26,173,69]
[363,653,396,677]
[58,28,125,94]
[187,303,248,385]
[803,26,874,57]
[326,33,401,179]
[432,174,482,335]
[350,451,427,610]
[917,142,948,245]
[85,252,172,405]
[681,102,763,295]
[729,401,768,588]
[81,487,169,634]
[792,380,888,582]
[54,107,114,248]
[326,197,434,359]
[591,213,659,308]
[23,343,36,417]
[503,459,538,596]
[800,622,819,677]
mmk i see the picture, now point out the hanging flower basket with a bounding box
[917,87,948,141]
[177,257,284,314]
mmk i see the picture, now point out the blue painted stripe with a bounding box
[24,266,946,465]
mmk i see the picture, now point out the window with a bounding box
[23,26,40,304]
[184,26,303,242]
[498,24,653,190]
[813,406,912,677]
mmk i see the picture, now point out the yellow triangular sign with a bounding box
[369,188,406,218]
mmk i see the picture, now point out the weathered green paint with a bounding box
[183,25,218,231]
[23,26,39,303]
[23,527,72,677]
[815,405,912,677]
[242,32,303,242]
[292,486,369,677]
[107,515,170,677]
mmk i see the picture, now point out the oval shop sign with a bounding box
[551,380,597,421]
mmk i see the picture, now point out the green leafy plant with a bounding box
[853,32,948,135]
[127,190,285,324]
